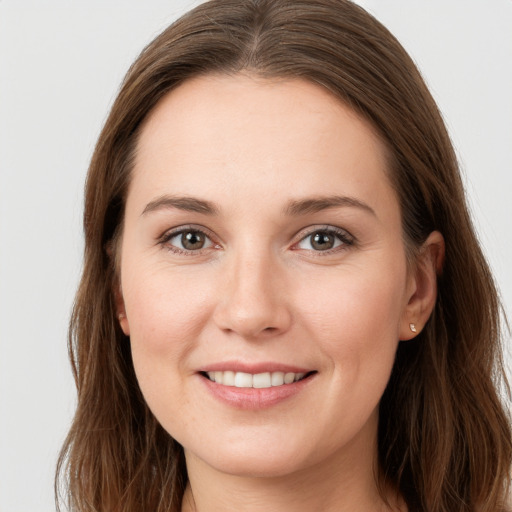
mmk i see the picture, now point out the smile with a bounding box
[205,371,310,388]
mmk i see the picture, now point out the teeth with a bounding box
[271,372,284,386]
[234,372,253,388]
[284,372,295,384]
[253,372,271,388]
[205,370,308,388]
[223,370,235,386]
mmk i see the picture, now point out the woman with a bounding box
[56,1,511,510]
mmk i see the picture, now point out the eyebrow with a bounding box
[141,194,375,217]
[284,195,376,217]
[142,195,219,216]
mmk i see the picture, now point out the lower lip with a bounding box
[200,374,315,410]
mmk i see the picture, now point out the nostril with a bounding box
[212,288,292,338]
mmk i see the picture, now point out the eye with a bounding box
[295,227,353,252]
[161,228,215,253]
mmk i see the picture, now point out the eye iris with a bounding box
[311,232,335,250]
[181,231,205,250]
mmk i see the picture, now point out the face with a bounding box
[118,74,419,479]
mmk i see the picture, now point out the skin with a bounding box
[117,74,443,511]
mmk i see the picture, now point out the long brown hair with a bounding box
[56,1,511,511]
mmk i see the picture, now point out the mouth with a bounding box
[200,370,316,388]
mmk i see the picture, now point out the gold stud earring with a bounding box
[409,323,417,333]
[118,313,125,320]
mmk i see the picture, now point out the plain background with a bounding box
[0,1,511,510]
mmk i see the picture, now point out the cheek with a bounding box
[121,261,216,400]
[121,266,218,436]
[293,265,406,439]
[124,262,213,341]
[300,263,405,338]
[297,261,406,385]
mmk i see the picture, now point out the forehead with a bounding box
[130,74,397,218]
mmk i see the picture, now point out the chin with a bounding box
[207,456,306,479]
[185,438,312,479]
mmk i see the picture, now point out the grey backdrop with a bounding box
[1,1,511,511]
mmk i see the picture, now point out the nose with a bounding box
[212,248,292,339]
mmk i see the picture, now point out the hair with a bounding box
[56,1,511,511]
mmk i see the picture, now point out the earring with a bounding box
[409,323,417,333]
[118,313,125,320]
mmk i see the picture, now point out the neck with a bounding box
[181,416,405,512]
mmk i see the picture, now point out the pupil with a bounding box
[312,232,334,250]
[182,231,205,250]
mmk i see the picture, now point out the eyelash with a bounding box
[292,225,355,254]
[158,225,355,255]
[158,225,217,255]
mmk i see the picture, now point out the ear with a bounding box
[107,239,130,336]
[115,282,131,336]
[399,231,445,340]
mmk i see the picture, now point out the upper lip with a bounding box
[198,361,313,374]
